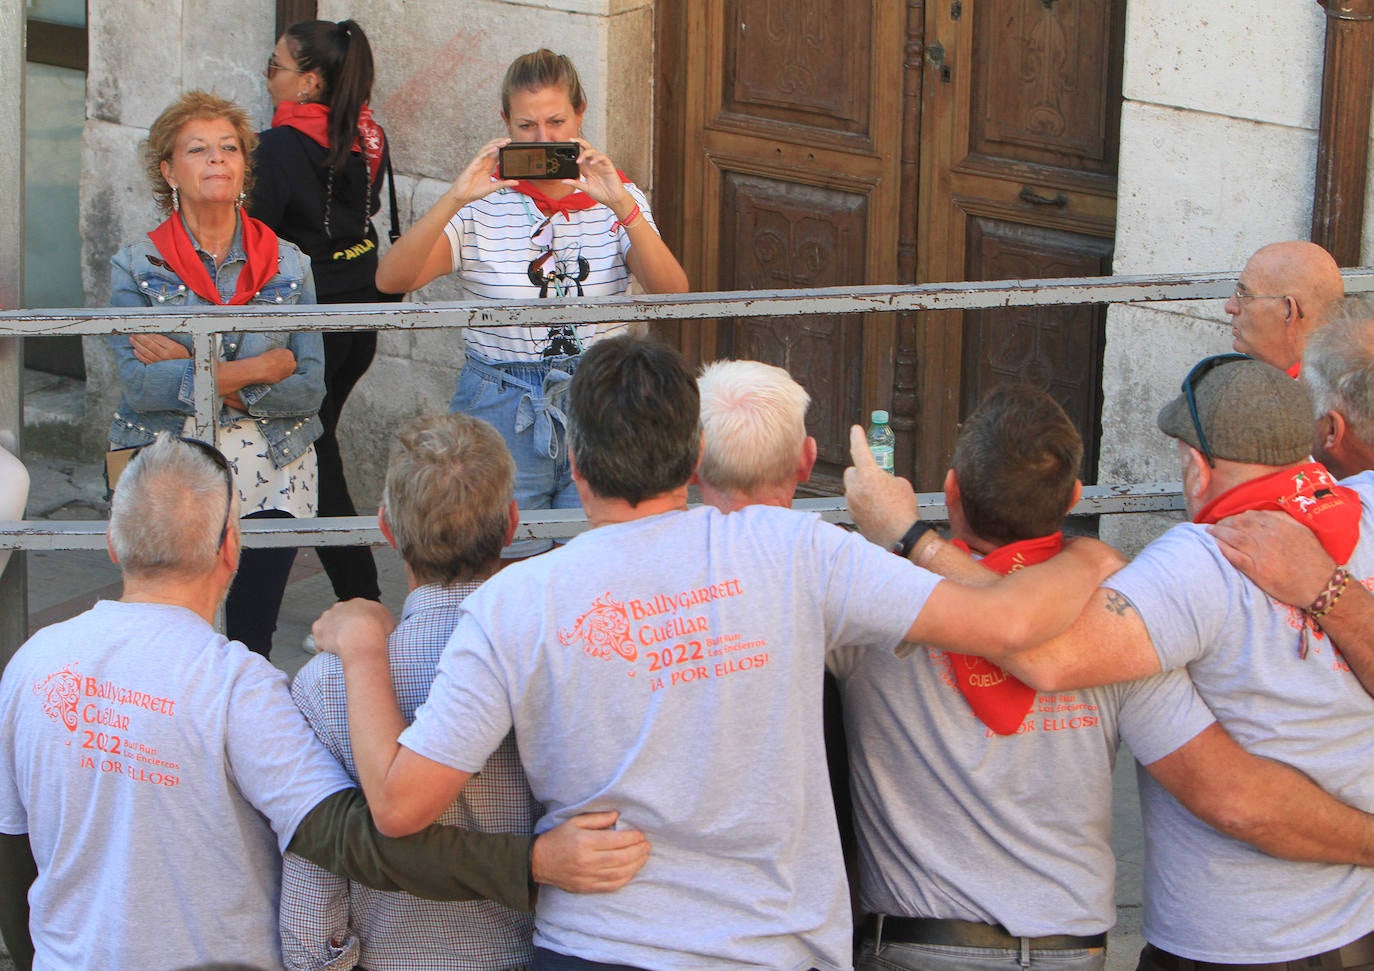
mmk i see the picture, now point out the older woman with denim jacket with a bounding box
[108,91,324,659]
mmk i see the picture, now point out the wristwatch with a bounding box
[893,520,933,559]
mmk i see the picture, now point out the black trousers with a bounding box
[225,509,297,659]
[314,328,382,603]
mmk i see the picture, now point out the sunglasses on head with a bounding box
[131,437,235,550]
[1181,353,1250,468]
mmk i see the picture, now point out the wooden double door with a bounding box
[654,0,1125,490]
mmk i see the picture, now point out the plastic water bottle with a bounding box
[867,410,895,474]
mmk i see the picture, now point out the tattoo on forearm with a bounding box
[1104,591,1134,617]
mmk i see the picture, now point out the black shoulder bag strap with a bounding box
[385,150,401,243]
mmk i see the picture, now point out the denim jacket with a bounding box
[107,225,325,469]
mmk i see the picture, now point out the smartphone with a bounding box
[498,142,581,180]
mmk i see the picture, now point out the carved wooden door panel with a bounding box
[674,0,907,491]
[910,0,1124,487]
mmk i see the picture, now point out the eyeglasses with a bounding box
[265,55,305,79]
[1181,353,1250,468]
[131,437,236,550]
[1231,286,1304,319]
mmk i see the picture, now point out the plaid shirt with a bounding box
[280,583,540,971]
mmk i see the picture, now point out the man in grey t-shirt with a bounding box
[848,356,1374,966]
[313,337,1123,970]
[1212,297,1374,695]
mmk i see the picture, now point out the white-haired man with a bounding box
[281,413,650,970]
[0,435,628,970]
[695,359,818,511]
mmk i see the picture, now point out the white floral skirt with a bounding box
[185,415,316,518]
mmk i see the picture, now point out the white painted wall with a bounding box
[1100,0,1355,550]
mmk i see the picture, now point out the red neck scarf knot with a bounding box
[944,532,1064,735]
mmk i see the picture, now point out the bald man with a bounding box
[1225,240,1344,375]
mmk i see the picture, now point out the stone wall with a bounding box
[1099,0,1369,551]
[79,0,656,504]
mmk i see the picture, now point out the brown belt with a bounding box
[1141,932,1374,971]
[863,915,1107,951]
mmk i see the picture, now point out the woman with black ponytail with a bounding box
[251,19,395,619]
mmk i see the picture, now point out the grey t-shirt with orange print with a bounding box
[401,504,939,971]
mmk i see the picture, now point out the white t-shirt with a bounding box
[0,600,353,971]
[441,185,654,362]
[830,641,1213,936]
[400,504,941,970]
[1106,518,1374,962]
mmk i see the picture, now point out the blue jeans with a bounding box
[451,354,582,557]
[857,939,1106,971]
[451,355,582,511]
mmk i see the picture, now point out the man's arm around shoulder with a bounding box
[906,546,1152,692]
[1146,722,1374,866]
[1211,510,1374,697]
[299,601,651,904]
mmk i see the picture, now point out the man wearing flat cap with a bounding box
[1209,297,1374,698]
[847,354,1374,968]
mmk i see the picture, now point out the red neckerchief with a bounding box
[1286,361,1302,379]
[271,101,384,184]
[146,213,281,306]
[946,532,1063,735]
[1194,461,1360,562]
[514,169,631,218]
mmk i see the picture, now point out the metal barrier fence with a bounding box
[3,268,1372,641]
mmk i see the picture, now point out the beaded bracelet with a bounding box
[611,203,642,233]
[1305,566,1351,620]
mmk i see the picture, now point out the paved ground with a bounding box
[6,369,1146,968]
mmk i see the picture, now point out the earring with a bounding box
[236,191,246,209]
[297,90,308,104]
[171,186,179,212]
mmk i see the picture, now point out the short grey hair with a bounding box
[381,413,514,585]
[698,359,810,494]
[1302,295,1374,446]
[108,433,235,577]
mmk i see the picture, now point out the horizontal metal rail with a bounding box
[6,270,1374,337]
[0,266,1352,554]
[0,482,1186,551]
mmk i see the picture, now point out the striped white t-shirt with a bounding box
[442,184,656,362]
